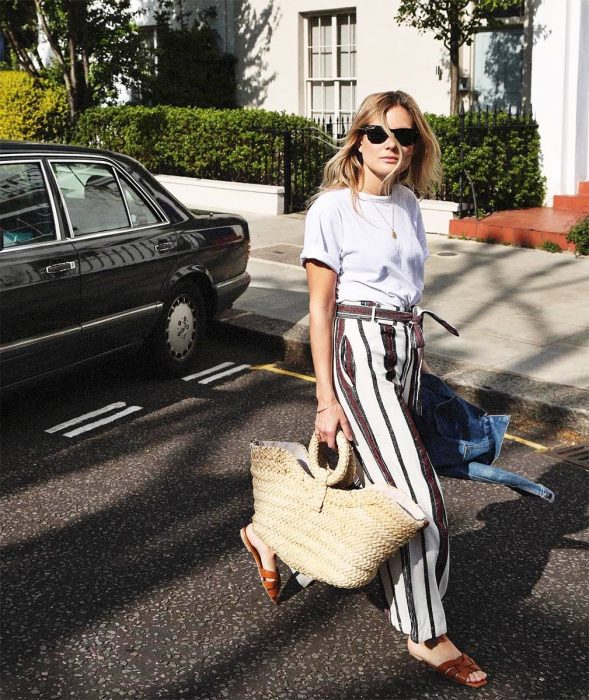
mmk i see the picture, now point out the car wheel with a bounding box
[150,283,206,376]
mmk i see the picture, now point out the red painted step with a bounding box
[553,194,589,213]
[579,182,589,195]
[448,207,582,251]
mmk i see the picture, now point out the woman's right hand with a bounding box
[315,401,354,449]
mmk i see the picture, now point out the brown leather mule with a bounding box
[240,526,281,605]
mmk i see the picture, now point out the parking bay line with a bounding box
[45,402,127,433]
[182,362,235,382]
[251,363,316,383]
[198,364,251,384]
[252,363,549,451]
[62,406,143,438]
[503,434,548,452]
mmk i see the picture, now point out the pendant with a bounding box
[391,231,397,239]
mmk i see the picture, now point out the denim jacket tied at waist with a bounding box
[412,373,554,503]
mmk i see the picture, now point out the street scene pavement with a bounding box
[1,333,587,698]
[1,213,588,699]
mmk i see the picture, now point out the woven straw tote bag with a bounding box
[250,431,429,588]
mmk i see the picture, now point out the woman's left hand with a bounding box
[315,401,354,449]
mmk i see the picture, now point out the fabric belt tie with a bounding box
[335,303,459,415]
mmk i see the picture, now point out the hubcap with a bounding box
[165,294,196,359]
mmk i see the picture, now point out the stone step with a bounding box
[448,207,584,251]
[553,194,589,213]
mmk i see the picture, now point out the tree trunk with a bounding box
[4,27,41,78]
[449,41,460,115]
[65,1,92,117]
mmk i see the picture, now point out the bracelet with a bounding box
[316,401,338,414]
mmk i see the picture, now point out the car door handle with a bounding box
[154,241,174,253]
[45,261,76,275]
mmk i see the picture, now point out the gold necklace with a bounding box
[368,194,397,239]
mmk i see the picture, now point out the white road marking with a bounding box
[182,362,235,382]
[63,406,143,438]
[45,402,127,433]
[198,364,251,384]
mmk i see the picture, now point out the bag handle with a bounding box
[308,430,354,487]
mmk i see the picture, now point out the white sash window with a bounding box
[305,11,357,126]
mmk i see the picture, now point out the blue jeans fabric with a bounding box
[413,373,555,503]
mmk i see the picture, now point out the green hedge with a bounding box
[567,216,589,256]
[72,105,545,212]
[0,70,70,142]
[72,106,330,178]
[426,112,546,213]
[72,106,333,209]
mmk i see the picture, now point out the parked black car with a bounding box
[0,141,250,388]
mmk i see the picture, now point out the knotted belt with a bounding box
[335,302,459,414]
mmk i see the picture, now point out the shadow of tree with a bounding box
[422,241,589,388]
[0,363,312,658]
[1,342,587,698]
[233,0,280,107]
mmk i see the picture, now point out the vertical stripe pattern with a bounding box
[333,313,450,643]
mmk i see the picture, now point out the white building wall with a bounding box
[233,0,450,116]
[131,0,588,203]
[356,0,449,114]
[531,0,589,201]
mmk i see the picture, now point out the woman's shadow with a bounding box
[443,460,588,695]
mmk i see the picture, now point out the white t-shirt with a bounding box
[300,185,429,308]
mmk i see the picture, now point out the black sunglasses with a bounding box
[360,125,420,147]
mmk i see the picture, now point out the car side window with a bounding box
[0,162,57,249]
[51,162,130,235]
[119,178,162,227]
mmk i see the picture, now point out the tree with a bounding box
[0,0,147,118]
[395,0,522,114]
[139,2,236,108]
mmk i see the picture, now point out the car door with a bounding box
[0,160,81,387]
[48,159,177,358]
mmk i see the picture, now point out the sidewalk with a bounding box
[215,211,589,436]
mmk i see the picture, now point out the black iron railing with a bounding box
[185,106,538,214]
[456,102,537,217]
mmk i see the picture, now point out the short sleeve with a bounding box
[300,197,342,273]
[414,200,429,260]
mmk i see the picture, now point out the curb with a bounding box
[212,311,589,439]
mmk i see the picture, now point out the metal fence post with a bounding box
[283,130,292,213]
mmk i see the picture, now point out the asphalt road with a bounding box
[1,335,587,699]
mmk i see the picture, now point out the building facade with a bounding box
[132,0,588,203]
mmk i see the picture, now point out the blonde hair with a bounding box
[316,91,441,200]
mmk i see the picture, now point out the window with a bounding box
[473,28,523,110]
[306,11,356,126]
[0,162,57,248]
[51,162,131,235]
[119,179,160,227]
[472,3,525,110]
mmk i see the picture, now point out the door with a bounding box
[0,160,81,387]
[49,160,177,357]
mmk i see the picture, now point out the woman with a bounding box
[241,91,487,689]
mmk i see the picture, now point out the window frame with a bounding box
[47,156,168,241]
[0,158,63,252]
[304,10,357,124]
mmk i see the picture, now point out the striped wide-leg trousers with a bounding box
[333,310,449,643]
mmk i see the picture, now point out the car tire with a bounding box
[149,282,206,376]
